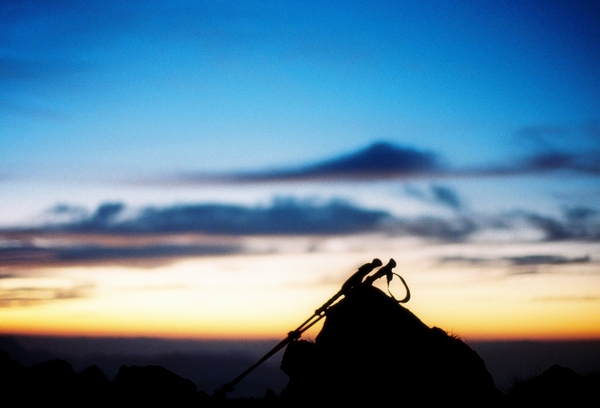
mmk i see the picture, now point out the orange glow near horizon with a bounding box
[1,242,599,342]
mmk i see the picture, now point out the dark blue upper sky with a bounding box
[0,0,599,240]
[2,0,598,178]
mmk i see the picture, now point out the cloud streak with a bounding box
[0,198,391,267]
[2,199,599,269]
[0,283,92,308]
[0,242,241,268]
[46,198,392,235]
[404,184,463,211]
[164,140,600,185]
[439,254,593,267]
[176,142,443,184]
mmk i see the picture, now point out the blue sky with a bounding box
[1,1,599,341]
[2,0,598,177]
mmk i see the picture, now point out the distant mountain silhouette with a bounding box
[507,364,600,406]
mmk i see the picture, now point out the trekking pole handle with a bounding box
[314,258,382,316]
[363,258,396,286]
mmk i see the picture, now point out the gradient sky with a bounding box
[1,1,599,341]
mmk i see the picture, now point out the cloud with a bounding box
[467,207,600,242]
[3,199,600,269]
[519,151,600,175]
[177,142,444,183]
[0,241,241,268]
[0,198,391,267]
[0,283,92,308]
[431,186,462,210]
[438,254,594,271]
[505,255,591,266]
[520,207,600,241]
[404,184,462,210]
[509,124,600,175]
[14,202,600,245]
[48,198,392,235]
[295,142,441,178]
[389,216,476,242]
[163,137,600,186]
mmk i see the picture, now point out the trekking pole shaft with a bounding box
[292,258,382,333]
[363,258,396,286]
[216,331,298,396]
[214,258,382,397]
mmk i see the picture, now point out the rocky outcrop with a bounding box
[280,284,504,405]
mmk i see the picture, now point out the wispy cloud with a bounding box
[175,142,443,184]
[404,184,463,211]
[506,254,591,266]
[24,202,600,245]
[388,216,476,241]
[516,208,600,241]
[0,242,241,268]
[2,198,599,269]
[510,124,600,175]
[0,283,93,307]
[0,198,391,267]
[439,254,593,268]
[160,140,600,186]
[40,198,391,235]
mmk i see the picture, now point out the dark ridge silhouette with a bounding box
[75,364,111,403]
[112,364,200,406]
[507,364,600,406]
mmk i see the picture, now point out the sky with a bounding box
[1,0,600,343]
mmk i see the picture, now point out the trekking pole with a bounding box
[363,257,396,285]
[274,258,405,339]
[362,258,410,303]
[213,258,383,398]
[294,258,383,331]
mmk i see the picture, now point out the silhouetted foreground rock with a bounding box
[280,284,503,405]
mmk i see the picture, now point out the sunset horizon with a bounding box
[1,1,599,384]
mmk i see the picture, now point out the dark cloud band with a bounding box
[2,199,599,269]
[165,140,600,186]
[48,198,391,235]
[176,142,443,184]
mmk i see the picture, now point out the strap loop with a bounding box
[386,272,411,303]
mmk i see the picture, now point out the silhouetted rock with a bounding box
[75,364,111,403]
[0,349,26,400]
[508,364,598,406]
[280,285,504,405]
[0,351,113,406]
[25,359,78,404]
[112,364,200,406]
